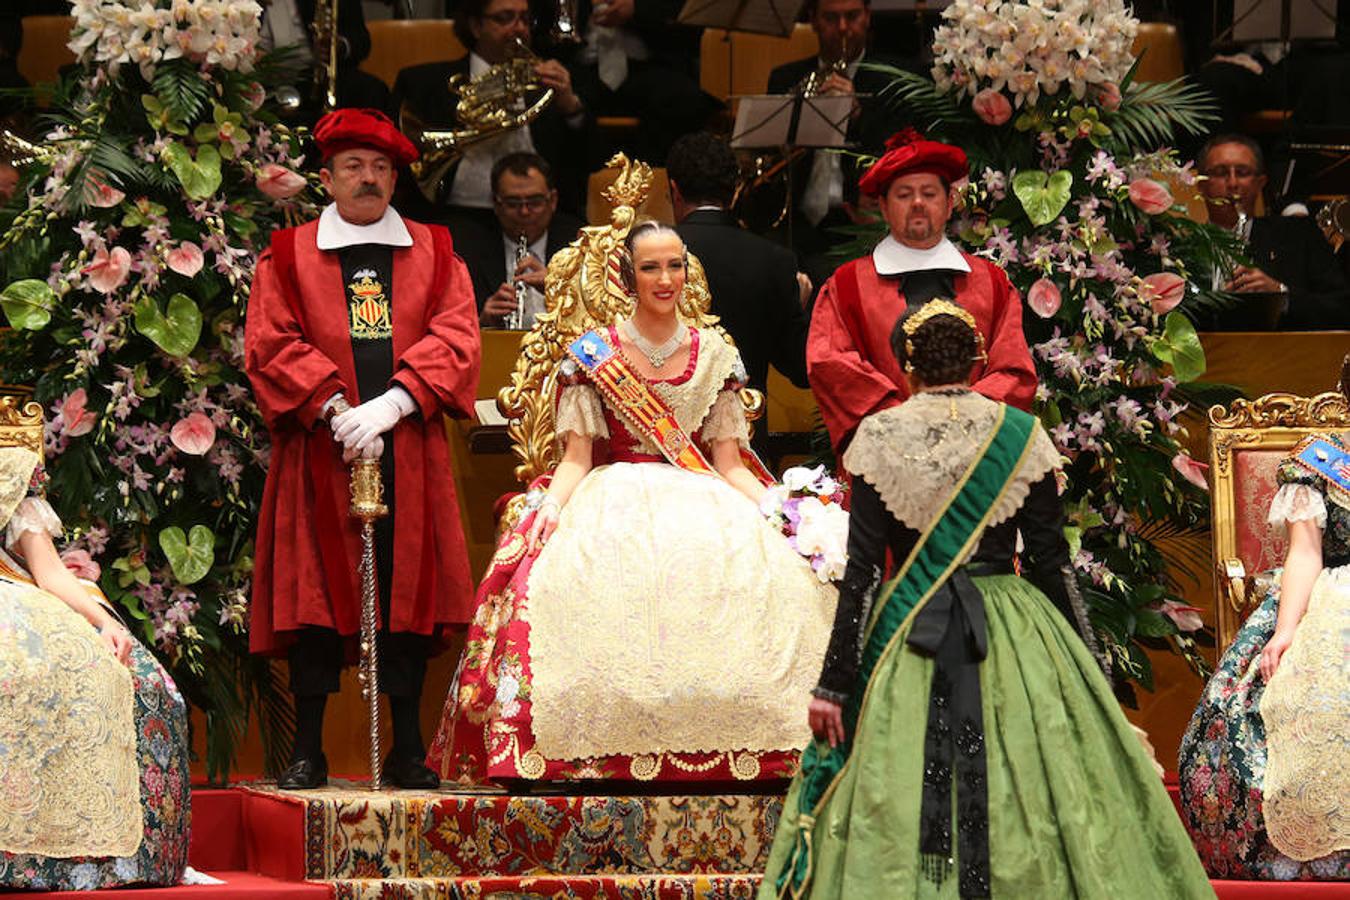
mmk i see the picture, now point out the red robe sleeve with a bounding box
[971,265,1037,412]
[390,232,482,420]
[244,242,347,431]
[806,269,904,452]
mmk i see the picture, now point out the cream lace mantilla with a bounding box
[842,391,1060,531]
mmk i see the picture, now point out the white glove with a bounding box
[341,434,384,464]
[331,387,415,454]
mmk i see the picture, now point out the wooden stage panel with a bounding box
[198,331,1350,781]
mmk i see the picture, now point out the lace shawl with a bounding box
[841,391,1061,531]
[0,446,41,534]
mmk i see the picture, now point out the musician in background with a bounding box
[458,152,583,327]
[766,0,919,282]
[259,0,390,114]
[392,0,595,226]
[1198,133,1350,330]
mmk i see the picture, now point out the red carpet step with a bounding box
[327,873,761,898]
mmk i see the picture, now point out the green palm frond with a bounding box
[1106,77,1218,153]
[153,58,213,124]
[864,64,973,130]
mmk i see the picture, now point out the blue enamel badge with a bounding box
[568,330,613,368]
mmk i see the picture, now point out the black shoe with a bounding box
[380,752,440,790]
[277,753,328,790]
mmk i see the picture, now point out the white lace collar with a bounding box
[315,203,413,250]
[872,235,971,276]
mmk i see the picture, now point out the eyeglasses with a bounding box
[1204,165,1259,180]
[495,193,550,211]
[482,9,533,26]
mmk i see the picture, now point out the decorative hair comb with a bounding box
[902,299,988,372]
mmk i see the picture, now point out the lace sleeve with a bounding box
[1267,482,1327,532]
[6,495,64,549]
[700,389,750,446]
[555,384,609,444]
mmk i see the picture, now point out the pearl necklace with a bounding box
[621,318,684,368]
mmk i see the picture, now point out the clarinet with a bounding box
[508,233,528,330]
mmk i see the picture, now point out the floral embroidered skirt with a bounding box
[1179,572,1350,879]
[759,576,1214,900]
[1,587,191,891]
[427,461,837,784]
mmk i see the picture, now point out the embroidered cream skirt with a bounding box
[524,462,836,762]
[1260,563,1350,861]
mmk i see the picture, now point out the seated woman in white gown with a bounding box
[426,222,836,783]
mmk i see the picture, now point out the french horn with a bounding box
[401,38,553,203]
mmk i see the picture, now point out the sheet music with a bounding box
[1231,0,1336,42]
[676,0,804,37]
[732,95,796,148]
[796,95,853,148]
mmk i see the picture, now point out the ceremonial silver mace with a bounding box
[349,457,388,790]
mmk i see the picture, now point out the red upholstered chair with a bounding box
[1208,391,1350,648]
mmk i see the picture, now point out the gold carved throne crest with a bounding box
[496,153,764,488]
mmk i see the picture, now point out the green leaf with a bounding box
[1151,312,1206,382]
[1135,609,1177,637]
[0,279,56,330]
[159,524,215,585]
[193,123,219,144]
[163,141,223,200]
[1012,169,1073,226]
[134,292,203,357]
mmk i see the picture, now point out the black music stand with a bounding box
[677,0,804,37]
[731,93,852,244]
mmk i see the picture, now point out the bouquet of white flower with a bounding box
[69,0,264,80]
[760,465,850,583]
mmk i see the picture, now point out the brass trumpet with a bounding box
[401,38,554,203]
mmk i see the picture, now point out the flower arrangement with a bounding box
[760,465,850,583]
[69,0,264,80]
[0,0,315,778]
[858,0,1233,699]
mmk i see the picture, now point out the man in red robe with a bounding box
[807,130,1037,452]
[245,108,481,789]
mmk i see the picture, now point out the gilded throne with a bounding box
[495,152,762,506]
[1208,387,1350,648]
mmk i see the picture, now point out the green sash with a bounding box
[773,404,1038,899]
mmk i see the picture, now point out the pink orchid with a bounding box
[1171,451,1210,491]
[167,241,204,278]
[1127,178,1174,216]
[59,387,98,437]
[170,412,217,456]
[1159,599,1205,632]
[971,89,1013,126]
[1095,82,1122,111]
[1027,278,1062,318]
[255,163,306,200]
[60,548,102,581]
[83,245,132,294]
[1141,271,1187,315]
[85,179,125,209]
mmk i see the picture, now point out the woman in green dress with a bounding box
[759,302,1213,899]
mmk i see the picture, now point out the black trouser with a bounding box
[286,506,433,699]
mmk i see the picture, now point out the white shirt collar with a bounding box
[315,203,413,250]
[469,51,491,78]
[872,235,971,276]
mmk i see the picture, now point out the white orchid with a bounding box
[69,0,262,79]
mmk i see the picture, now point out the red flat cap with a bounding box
[314,108,419,166]
[859,128,968,198]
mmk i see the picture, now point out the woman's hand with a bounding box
[808,696,846,748]
[526,499,561,555]
[100,622,133,666]
[1260,628,1295,682]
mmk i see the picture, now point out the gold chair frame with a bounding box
[1208,390,1350,648]
[496,154,763,508]
[0,393,45,459]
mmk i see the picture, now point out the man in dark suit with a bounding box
[261,0,390,114]
[667,132,810,401]
[766,0,919,283]
[392,0,595,224]
[536,0,720,163]
[457,152,583,327]
[1198,133,1350,330]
